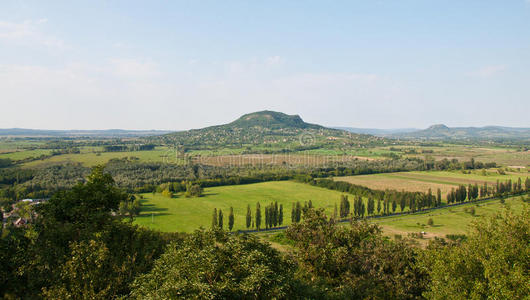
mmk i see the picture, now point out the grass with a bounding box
[373,195,527,237]
[399,144,530,167]
[134,181,348,232]
[22,148,171,167]
[0,139,47,151]
[0,149,53,161]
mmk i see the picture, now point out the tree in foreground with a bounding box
[3,166,174,299]
[130,230,295,299]
[422,206,529,299]
[286,208,427,299]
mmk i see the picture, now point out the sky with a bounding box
[0,0,529,130]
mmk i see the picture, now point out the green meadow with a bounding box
[0,149,52,161]
[134,181,347,232]
[373,195,527,237]
[22,148,171,167]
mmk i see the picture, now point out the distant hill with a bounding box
[229,111,323,129]
[156,111,383,148]
[390,124,530,141]
[0,128,172,138]
[335,127,419,135]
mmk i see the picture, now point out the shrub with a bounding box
[427,218,434,226]
[161,189,173,198]
[464,207,476,216]
[445,234,467,242]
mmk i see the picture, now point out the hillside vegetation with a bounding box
[152,110,386,149]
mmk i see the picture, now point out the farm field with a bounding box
[373,195,527,240]
[21,148,171,167]
[19,149,380,168]
[134,181,347,232]
[395,144,530,167]
[0,139,47,151]
[334,170,528,198]
[194,153,377,167]
[0,149,53,161]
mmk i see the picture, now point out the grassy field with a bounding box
[22,148,171,167]
[20,149,380,168]
[373,195,527,240]
[335,170,528,198]
[392,144,530,167]
[262,195,528,249]
[134,181,347,232]
[0,139,47,151]
[0,149,53,161]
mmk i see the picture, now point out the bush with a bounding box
[161,189,173,198]
[185,183,203,197]
[445,234,467,242]
[427,218,434,226]
[464,207,476,216]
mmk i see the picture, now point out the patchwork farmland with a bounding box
[334,170,528,197]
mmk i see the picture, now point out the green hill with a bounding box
[392,124,530,141]
[153,111,385,150]
[229,111,322,129]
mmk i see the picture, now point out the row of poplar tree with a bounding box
[447,178,529,204]
[211,177,530,231]
[212,201,285,231]
[211,207,235,231]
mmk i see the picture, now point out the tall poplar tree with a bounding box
[246,204,252,229]
[278,204,283,226]
[212,208,218,229]
[228,207,234,231]
[218,209,223,229]
[255,202,261,230]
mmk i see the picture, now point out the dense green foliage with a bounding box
[130,230,295,299]
[422,207,530,299]
[287,209,427,299]
[0,158,13,168]
[0,167,181,299]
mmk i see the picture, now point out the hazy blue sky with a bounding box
[1,1,529,130]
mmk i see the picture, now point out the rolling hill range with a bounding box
[336,124,530,142]
[0,128,171,137]
[390,124,530,141]
[335,127,419,135]
[153,111,386,149]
